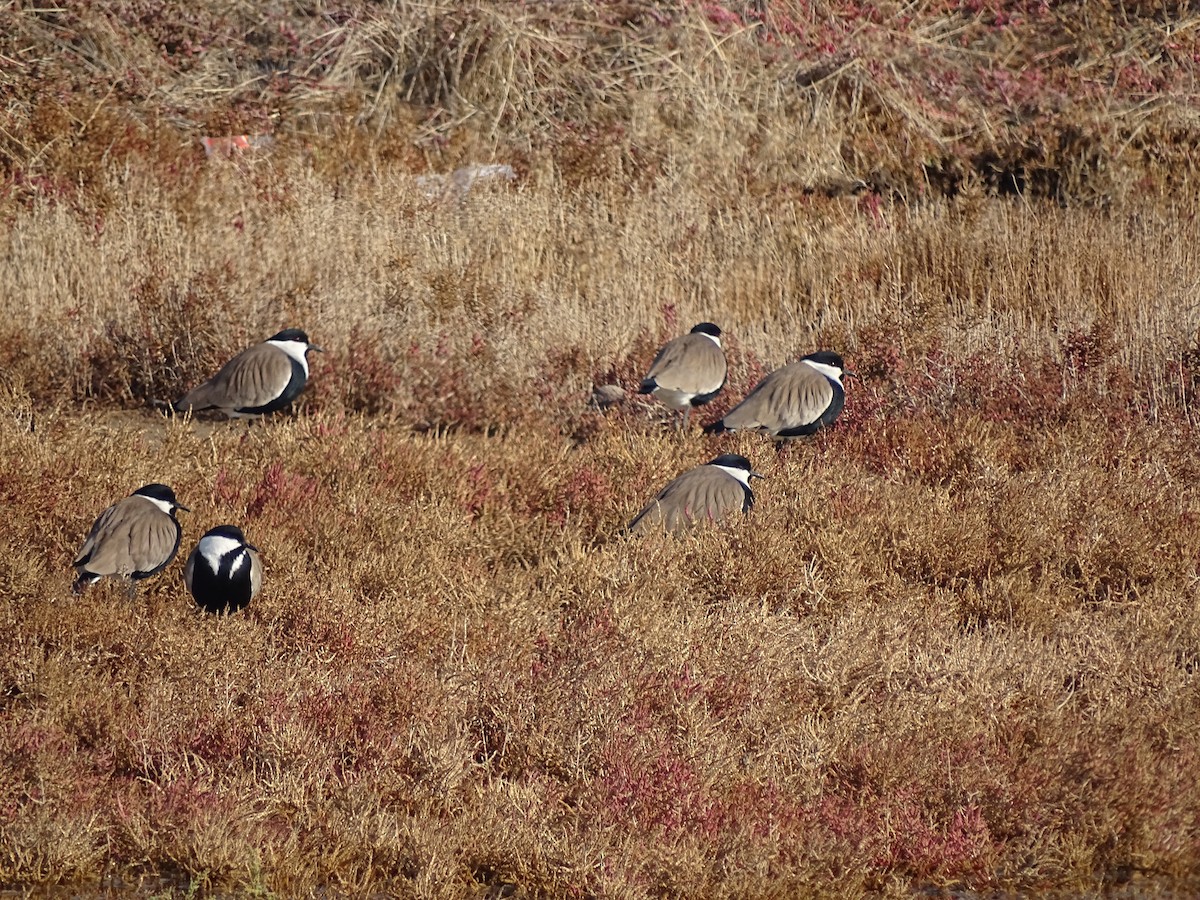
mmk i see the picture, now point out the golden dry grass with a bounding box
[5,2,1200,898]
[4,172,1200,898]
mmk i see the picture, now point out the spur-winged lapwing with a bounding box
[703,351,850,439]
[174,328,323,418]
[638,323,728,429]
[184,525,262,615]
[628,453,762,535]
[72,483,188,597]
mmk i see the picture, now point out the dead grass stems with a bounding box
[4,1,1200,897]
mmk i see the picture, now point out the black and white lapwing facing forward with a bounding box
[72,483,188,597]
[638,322,728,429]
[627,453,763,535]
[184,525,262,615]
[174,328,323,418]
[703,351,851,440]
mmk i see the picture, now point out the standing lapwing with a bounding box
[174,328,323,418]
[638,323,728,429]
[184,525,262,615]
[72,483,188,597]
[703,351,851,439]
[627,453,762,535]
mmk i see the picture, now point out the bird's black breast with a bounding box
[741,483,755,513]
[192,550,254,614]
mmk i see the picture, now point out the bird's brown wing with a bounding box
[74,497,178,577]
[645,334,726,394]
[248,548,263,600]
[74,500,125,571]
[177,343,292,412]
[720,361,834,433]
[629,467,746,534]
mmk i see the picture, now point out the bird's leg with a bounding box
[681,407,692,431]
[125,579,138,602]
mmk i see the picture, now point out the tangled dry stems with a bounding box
[4,1,1200,209]
[4,1,1200,898]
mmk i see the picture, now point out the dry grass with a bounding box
[4,0,1200,209]
[4,1,1200,898]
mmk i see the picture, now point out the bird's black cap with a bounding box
[707,453,754,471]
[269,328,311,344]
[203,524,248,543]
[133,483,187,510]
[802,350,845,370]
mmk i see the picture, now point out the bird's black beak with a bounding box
[175,503,191,513]
[308,345,325,353]
[750,471,765,480]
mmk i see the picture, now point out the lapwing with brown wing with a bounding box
[184,525,262,615]
[72,483,189,598]
[638,322,728,429]
[627,453,762,535]
[703,351,851,440]
[174,328,323,418]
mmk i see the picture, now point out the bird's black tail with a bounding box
[637,378,657,395]
[702,420,727,435]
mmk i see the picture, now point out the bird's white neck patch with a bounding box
[199,535,244,571]
[269,339,311,376]
[140,496,176,515]
[712,464,753,487]
[700,332,721,348]
[803,360,844,383]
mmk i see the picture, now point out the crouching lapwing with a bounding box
[704,351,851,439]
[627,454,762,535]
[184,525,262,615]
[73,484,188,597]
[174,328,323,418]
[639,323,728,429]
